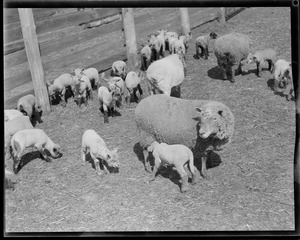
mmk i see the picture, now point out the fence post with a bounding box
[18,8,50,114]
[220,7,226,24]
[179,8,191,36]
[121,8,139,70]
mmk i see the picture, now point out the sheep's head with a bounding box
[246,53,257,64]
[72,68,85,77]
[195,107,229,140]
[102,148,119,168]
[51,144,62,158]
[210,32,217,39]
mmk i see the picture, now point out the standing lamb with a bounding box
[17,94,43,126]
[4,109,24,122]
[124,71,144,104]
[135,94,235,178]
[164,31,178,53]
[10,128,61,174]
[246,48,277,77]
[146,141,197,193]
[145,54,185,97]
[156,29,167,58]
[148,35,161,61]
[73,67,101,90]
[214,32,252,82]
[273,59,294,101]
[111,60,127,79]
[81,129,119,175]
[173,37,186,55]
[195,32,217,59]
[140,44,153,71]
[73,74,93,107]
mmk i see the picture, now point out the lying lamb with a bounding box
[73,67,101,90]
[17,94,43,126]
[125,71,144,104]
[214,32,252,82]
[47,73,78,107]
[145,54,185,97]
[10,128,61,174]
[4,109,23,122]
[111,60,127,79]
[81,129,119,175]
[146,141,197,193]
[246,48,277,77]
[73,74,93,107]
[140,44,153,71]
[195,32,217,59]
[273,59,294,101]
[135,94,235,178]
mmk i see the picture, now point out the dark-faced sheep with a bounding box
[214,32,252,82]
[195,32,217,59]
[140,44,153,71]
[135,94,235,178]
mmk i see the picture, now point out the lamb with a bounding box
[195,32,217,59]
[173,37,186,55]
[214,32,252,82]
[178,32,191,51]
[124,71,144,104]
[17,94,43,126]
[145,54,185,97]
[47,73,78,107]
[4,109,24,121]
[148,34,161,61]
[4,115,34,159]
[146,141,197,193]
[135,94,235,178]
[273,59,294,101]
[140,44,152,71]
[246,48,277,77]
[164,31,178,52]
[72,67,101,90]
[111,60,127,79]
[97,86,120,123]
[81,129,119,175]
[10,128,61,174]
[73,74,93,107]
[156,29,167,58]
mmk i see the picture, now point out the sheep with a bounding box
[81,129,119,175]
[195,32,217,59]
[178,32,192,51]
[145,141,197,193]
[164,31,178,52]
[124,71,144,104]
[4,115,34,160]
[97,86,120,123]
[173,37,186,55]
[111,60,127,79]
[156,29,167,58]
[246,48,277,77]
[72,67,101,90]
[214,32,252,82]
[140,44,153,71]
[145,54,185,97]
[135,94,235,178]
[10,128,61,174]
[46,73,78,107]
[4,109,24,122]
[273,59,294,101]
[73,74,93,107]
[17,94,43,126]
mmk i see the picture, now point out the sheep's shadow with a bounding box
[83,152,119,174]
[193,151,222,177]
[207,66,225,80]
[5,177,17,191]
[267,78,295,101]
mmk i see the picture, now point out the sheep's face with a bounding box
[246,54,257,64]
[196,107,223,139]
[51,144,62,158]
[210,32,217,39]
[73,68,85,76]
[104,149,119,168]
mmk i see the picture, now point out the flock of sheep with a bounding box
[4,25,294,193]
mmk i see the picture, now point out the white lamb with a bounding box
[81,129,119,175]
[173,37,186,55]
[164,31,178,52]
[273,59,294,101]
[140,44,153,71]
[47,73,78,107]
[124,71,144,104]
[17,94,43,126]
[246,48,277,77]
[156,29,167,58]
[73,74,93,107]
[111,60,127,79]
[146,141,197,193]
[10,128,61,174]
[195,32,218,60]
[148,34,161,61]
[72,67,101,90]
[4,109,23,122]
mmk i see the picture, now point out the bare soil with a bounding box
[5,7,295,232]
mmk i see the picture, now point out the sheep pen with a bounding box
[4,7,295,232]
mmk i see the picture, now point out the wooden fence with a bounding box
[4,7,246,109]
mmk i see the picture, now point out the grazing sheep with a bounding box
[4,109,23,121]
[17,94,43,126]
[273,59,294,101]
[145,54,185,97]
[173,37,186,55]
[165,31,178,52]
[111,60,127,79]
[146,141,197,193]
[135,94,235,178]
[10,128,61,174]
[124,71,144,104]
[73,67,101,90]
[4,115,34,159]
[195,32,217,59]
[214,32,252,82]
[97,86,120,123]
[140,44,153,71]
[73,74,93,107]
[47,73,78,107]
[81,129,119,175]
[246,48,277,77]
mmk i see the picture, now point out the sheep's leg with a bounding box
[82,91,88,106]
[137,84,143,99]
[201,155,208,178]
[103,105,109,123]
[81,148,87,165]
[143,149,152,173]
[149,157,161,182]
[90,153,103,175]
[101,159,109,174]
[175,164,189,193]
[204,47,209,59]
[256,63,262,77]
[228,66,235,83]
[60,88,67,107]
[13,156,21,174]
[89,89,94,101]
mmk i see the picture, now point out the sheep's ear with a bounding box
[195,107,203,113]
[218,110,223,116]
[72,68,75,72]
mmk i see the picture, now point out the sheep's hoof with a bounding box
[230,79,235,83]
[180,186,188,193]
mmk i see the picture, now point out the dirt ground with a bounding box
[5,7,295,232]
